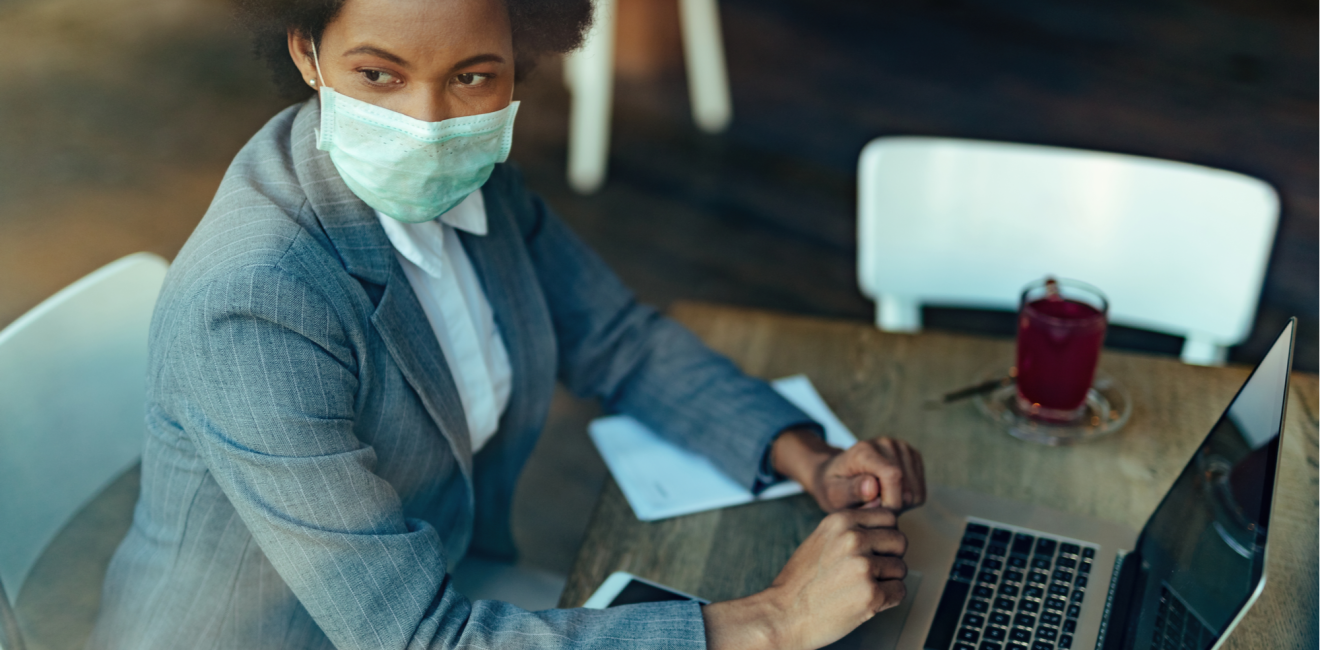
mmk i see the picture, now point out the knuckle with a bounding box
[893,530,909,555]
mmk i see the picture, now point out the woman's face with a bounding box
[288,0,514,123]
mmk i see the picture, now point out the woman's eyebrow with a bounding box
[451,54,506,71]
[342,45,409,67]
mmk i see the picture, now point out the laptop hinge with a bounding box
[1096,550,1141,650]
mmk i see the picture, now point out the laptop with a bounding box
[840,318,1297,650]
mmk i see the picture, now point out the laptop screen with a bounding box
[1119,320,1295,650]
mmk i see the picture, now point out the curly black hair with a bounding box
[233,0,593,98]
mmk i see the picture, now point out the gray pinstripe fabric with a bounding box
[86,98,818,650]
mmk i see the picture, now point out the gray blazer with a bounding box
[88,98,816,650]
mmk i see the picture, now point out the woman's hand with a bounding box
[771,429,927,513]
[702,508,908,650]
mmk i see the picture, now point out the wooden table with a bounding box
[560,302,1319,649]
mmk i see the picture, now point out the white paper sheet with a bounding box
[587,375,858,521]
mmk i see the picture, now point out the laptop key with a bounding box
[1028,572,1049,585]
[968,523,990,535]
[969,599,990,613]
[1032,642,1053,650]
[979,643,1002,650]
[963,613,986,628]
[1048,584,1070,597]
[1045,597,1067,611]
[954,645,976,650]
[979,572,999,585]
[1024,586,1045,599]
[960,550,983,562]
[1058,635,1073,649]
[1051,570,1073,583]
[1066,604,1081,619]
[964,536,987,548]
[1009,627,1033,642]
[958,628,980,643]
[994,597,1015,611]
[974,585,995,599]
[985,627,1007,641]
[1031,557,1052,570]
[1036,627,1058,641]
[992,529,1013,543]
[1034,539,1057,557]
[1056,557,1076,569]
[1005,570,1025,583]
[999,584,1020,597]
[990,611,1011,626]
[1062,619,1075,633]
[1014,613,1036,628]
[1007,644,1030,650]
[1040,611,1062,626]
[955,564,977,580]
[1018,600,1040,613]
[1070,590,1085,602]
[1059,543,1080,555]
[1008,556,1028,568]
[1012,534,1035,555]
[1078,561,1092,575]
[1082,548,1095,559]
[1074,576,1087,589]
[983,559,1004,571]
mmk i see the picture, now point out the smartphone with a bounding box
[583,572,709,609]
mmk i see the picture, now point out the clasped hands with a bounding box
[703,430,925,650]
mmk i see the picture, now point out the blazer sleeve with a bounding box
[500,169,824,491]
[166,250,707,650]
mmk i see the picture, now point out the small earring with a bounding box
[307,78,318,87]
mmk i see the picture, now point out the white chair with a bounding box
[564,0,733,194]
[0,253,169,646]
[856,137,1279,366]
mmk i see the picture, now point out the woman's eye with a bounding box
[456,73,491,87]
[361,69,398,85]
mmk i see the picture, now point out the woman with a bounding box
[89,0,927,648]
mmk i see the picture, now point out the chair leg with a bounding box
[877,295,922,333]
[565,0,617,194]
[678,0,732,133]
[1180,335,1227,366]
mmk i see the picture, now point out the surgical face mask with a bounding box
[310,41,519,223]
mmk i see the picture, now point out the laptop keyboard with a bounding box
[1150,585,1213,650]
[924,522,1097,650]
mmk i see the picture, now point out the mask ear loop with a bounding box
[310,38,325,89]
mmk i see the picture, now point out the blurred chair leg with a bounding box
[565,0,617,195]
[1180,335,1227,366]
[877,295,922,333]
[678,0,732,133]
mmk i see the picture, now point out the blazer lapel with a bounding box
[289,99,474,482]
[462,172,557,441]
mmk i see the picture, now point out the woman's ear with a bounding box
[287,29,320,89]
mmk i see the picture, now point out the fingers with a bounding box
[893,441,926,508]
[867,555,908,581]
[870,439,906,510]
[871,577,908,613]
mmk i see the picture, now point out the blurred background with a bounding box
[0,0,1315,631]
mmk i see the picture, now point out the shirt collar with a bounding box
[376,191,487,279]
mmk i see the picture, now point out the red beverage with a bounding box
[1014,278,1108,420]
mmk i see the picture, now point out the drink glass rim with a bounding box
[1019,277,1109,327]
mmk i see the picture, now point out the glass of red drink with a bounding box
[1014,277,1108,422]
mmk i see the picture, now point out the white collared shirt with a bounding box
[376,192,512,454]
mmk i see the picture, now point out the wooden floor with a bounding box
[0,0,1314,600]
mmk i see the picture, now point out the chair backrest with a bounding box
[857,137,1279,365]
[0,253,168,601]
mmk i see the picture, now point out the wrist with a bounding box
[702,590,788,650]
[770,427,838,497]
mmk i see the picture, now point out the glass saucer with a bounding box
[972,364,1132,445]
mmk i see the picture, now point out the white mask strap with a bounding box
[311,38,325,87]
